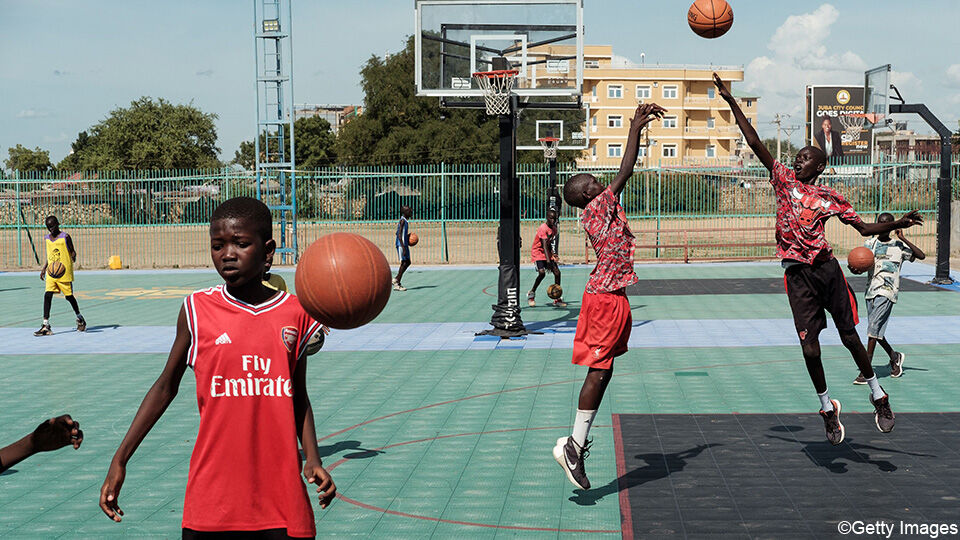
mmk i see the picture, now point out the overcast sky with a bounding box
[2,0,958,165]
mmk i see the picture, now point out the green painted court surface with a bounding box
[1,264,959,538]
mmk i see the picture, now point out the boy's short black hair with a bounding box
[211,197,272,242]
[563,173,596,208]
[877,212,894,223]
[45,215,58,225]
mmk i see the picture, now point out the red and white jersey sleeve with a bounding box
[181,285,322,537]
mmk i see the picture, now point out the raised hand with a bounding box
[713,73,733,101]
[899,210,923,227]
[895,229,906,241]
[631,103,667,130]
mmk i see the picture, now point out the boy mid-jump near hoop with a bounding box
[552,103,665,490]
[715,73,923,445]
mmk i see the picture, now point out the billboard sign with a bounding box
[806,86,868,158]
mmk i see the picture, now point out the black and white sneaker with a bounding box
[889,352,904,378]
[76,316,86,332]
[34,323,52,336]
[870,392,895,433]
[553,436,591,490]
[819,399,845,445]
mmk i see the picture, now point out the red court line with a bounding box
[612,414,634,540]
[327,425,619,534]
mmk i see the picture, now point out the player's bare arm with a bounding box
[714,73,774,171]
[65,234,77,261]
[896,229,926,260]
[39,262,47,280]
[292,354,336,509]
[851,210,923,237]
[99,305,191,522]
[0,415,83,474]
[542,237,553,261]
[609,103,666,195]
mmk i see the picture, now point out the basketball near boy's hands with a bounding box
[408,233,419,246]
[48,261,66,279]
[847,246,875,274]
[295,233,392,330]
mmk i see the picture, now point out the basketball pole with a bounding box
[889,103,954,284]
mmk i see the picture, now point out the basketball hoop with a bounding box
[472,69,518,116]
[839,113,866,140]
[538,136,559,160]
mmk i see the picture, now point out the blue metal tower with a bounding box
[254,0,297,263]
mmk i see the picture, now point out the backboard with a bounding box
[414,0,584,99]
[864,64,892,130]
[516,103,589,150]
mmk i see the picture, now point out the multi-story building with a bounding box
[578,45,758,167]
[294,104,362,134]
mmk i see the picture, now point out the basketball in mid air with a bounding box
[687,0,733,39]
[295,233,392,329]
[547,284,563,300]
[408,233,419,247]
[847,247,875,274]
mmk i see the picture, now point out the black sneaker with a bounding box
[852,373,867,385]
[890,352,904,378]
[819,399,845,445]
[34,324,52,336]
[553,436,591,490]
[870,393,895,433]
[76,316,86,332]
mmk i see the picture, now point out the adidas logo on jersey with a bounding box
[215,332,232,345]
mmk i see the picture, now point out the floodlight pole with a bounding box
[889,103,954,284]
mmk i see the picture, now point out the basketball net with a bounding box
[839,114,866,140]
[472,70,518,116]
[538,137,559,160]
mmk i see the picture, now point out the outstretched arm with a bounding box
[851,210,924,237]
[609,103,666,196]
[0,415,83,473]
[714,74,775,171]
[99,305,190,522]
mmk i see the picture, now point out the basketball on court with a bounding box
[687,0,733,39]
[295,233,392,329]
[847,246,875,273]
[408,233,419,246]
[48,261,66,279]
[547,284,563,300]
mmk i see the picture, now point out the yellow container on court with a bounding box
[108,255,122,270]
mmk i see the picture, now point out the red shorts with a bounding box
[572,289,632,369]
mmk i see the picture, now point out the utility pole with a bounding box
[770,113,790,162]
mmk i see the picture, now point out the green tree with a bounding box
[232,115,337,170]
[762,137,800,161]
[57,97,220,171]
[5,144,53,173]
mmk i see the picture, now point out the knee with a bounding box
[537,269,546,277]
[839,330,862,349]
[800,341,821,360]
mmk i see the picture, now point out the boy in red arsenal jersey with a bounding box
[527,209,565,307]
[99,197,333,539]
[552,103,666,490]
[714,74,923,445]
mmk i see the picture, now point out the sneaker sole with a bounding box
[552,437,588,490]
[852,378,867,385]
[829,399,845,446]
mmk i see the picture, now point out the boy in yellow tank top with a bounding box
[35,216,86,335]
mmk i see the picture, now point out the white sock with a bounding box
[42,318,49,326]
[572,409,597,448]
[818,390,833,412]
[865,375,885,400]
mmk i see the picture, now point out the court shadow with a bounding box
[569,443,721,506]
[83,325,120,333]
[765,432,935,474]
[402,285,437,291]
[0,468,17,476]
[0,287,29,293]
[315,440,384,460]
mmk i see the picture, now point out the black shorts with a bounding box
[535,260,557,271]
[183,528,302,539]
[783,257,859,342]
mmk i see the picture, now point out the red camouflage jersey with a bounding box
[771,162,863,264]
[582,187,638,294]
[181,285,322,537]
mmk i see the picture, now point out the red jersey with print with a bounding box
[582,187,638,294]
[181,285,322,537]
[530,223,557,261]
[771,162,863,264]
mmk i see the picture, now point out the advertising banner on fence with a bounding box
[806,86,868,160]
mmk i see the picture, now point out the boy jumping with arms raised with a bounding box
[553,103,665,489]
[715,74,923,444]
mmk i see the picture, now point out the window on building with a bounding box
[592,115,597,126]
[707,117,715,129]
[663,85,678,99]
[662,144,677,158]
[745,100,752,107]
[608,144,623,158]
[636,85,651,99]
[706,145,716,158]
[637,146,647,158]
[591,85,596,97]
[608,84,623,99]
[584,60,600,69]
[662,116,678,129]
[608,115,623,128]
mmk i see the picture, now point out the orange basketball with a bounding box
[48,260,66,279]
[687,0,733,39]
[847,246,875,274]
[294,233,392,329]
[408,233,419,247]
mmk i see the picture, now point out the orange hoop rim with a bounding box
[472,69,519,78]
[537,137,560,143]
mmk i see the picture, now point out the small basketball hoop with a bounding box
[472,69,519,116]
[538,137,559,160]
[839,113,867,140]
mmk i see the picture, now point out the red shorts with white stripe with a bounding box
[572,288,632,370]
